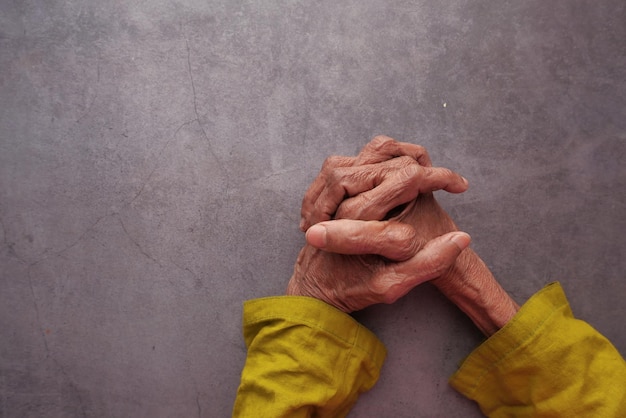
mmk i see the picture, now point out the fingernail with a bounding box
[299,218,307,231]
[451,232,471,250]
[306,224,327,248]
[462,176,469,186]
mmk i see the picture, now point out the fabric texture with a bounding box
[233,283,626,417]
[450,282,626,417]
[232,296,386,418]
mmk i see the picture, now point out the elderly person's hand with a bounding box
[301,193,519,334]
[298,136,519,334]
[288,136,474,313]
[287,220,471,313]
[299,136,468,231]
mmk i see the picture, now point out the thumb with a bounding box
[368,231,471,305]
[305,219,420,261]
[400,231,471,282]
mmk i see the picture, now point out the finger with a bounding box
[399,231,471,281]
[305,219,420,261]
[307,158,469,225]
[300,155,355,231]
[355,135,433,167]
[334,163,468,221]
[300,138,436,231]
[307,158,411,226]
[334,162,423,221]
[369,231,471,304]
[422,166,469,194]
[308,165,381,226]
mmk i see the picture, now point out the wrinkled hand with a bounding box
[295,136,518,333]
[299,136,468,288]
[299,136,468,231]
[286,220,471,313]
[288,136,472,312]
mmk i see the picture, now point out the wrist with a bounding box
[286,275,351,313]
[432,248,519,336]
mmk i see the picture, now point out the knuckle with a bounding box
[384,223,420,258]
[384,222,416,243]
[369,277,390,298]
[326,166,349,187]
[370,276,402,305]
[322,155,355,173]
[317,199,339,219]
[357,136,399,164]
[412,144,429,160]
[398,142,431,166]
[413,144,426,155]
[375,137,399,157]
[401,162,420,179]
[395,163,421,188]
[370,135,396,150]
[322,155,343,171]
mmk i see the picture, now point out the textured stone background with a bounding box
[1,1,624,417]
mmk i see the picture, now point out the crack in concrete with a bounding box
[184,37,226,173]
[128,118,196,205]
[27,268,88,417]
[2,209,95,397]
[26,267,50,356]
[169,258,210,296]
[117,216,163,268]
[34,213,112,267]
[55,364,88,418]
[0,209,113,268]
[0,214,29,265]
[3,37,240,417]
[186,38,202,128]
[170,259,197,280]
[183,35,231,227]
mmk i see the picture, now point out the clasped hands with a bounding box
[287,136,519,335]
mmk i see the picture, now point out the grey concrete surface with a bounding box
[1,1,625,417]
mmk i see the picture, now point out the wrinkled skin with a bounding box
[287,136,468,313]
[299,136,466,231]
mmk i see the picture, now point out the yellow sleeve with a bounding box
[450,282,626,417]
[232,296,387,418]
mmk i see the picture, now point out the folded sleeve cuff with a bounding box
[449,282,570,396]
[234,296,387,417]
[243,296,387,368]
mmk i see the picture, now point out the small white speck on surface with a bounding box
[443,102,447,108]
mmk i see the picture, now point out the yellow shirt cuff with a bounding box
[234,296,386,417]
[450,282,626,417]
